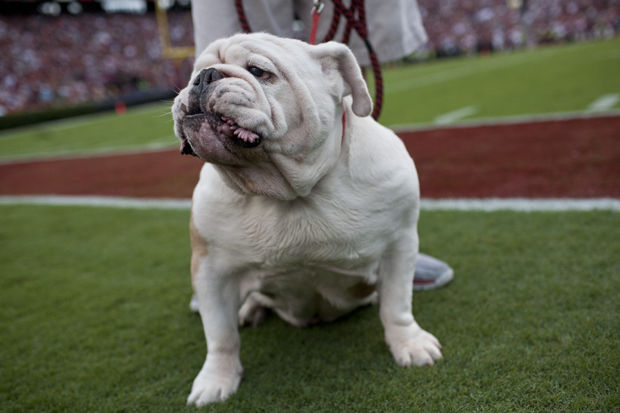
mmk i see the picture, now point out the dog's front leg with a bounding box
[187,262,243,406]
[379,236,443,367]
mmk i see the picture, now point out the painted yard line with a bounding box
[1,195,618,212]
[390,108,620,133]
[434,106,478,125]
[0,195,192,210]
[587,93,620,112]
[420,198,620,212]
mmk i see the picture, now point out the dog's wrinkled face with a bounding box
[172,33,371,200]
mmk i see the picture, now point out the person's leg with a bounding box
[191,0,295,56]
[191,0,242,56]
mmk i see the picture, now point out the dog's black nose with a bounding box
[193,68,225,87]
[188,68,225,114]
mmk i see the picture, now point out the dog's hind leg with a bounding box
[238,291,270,327]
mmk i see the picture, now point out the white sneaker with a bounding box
[414,253,454,291]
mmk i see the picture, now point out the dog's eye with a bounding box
[248,66,270,80]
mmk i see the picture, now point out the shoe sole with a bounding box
[413,267,454,291]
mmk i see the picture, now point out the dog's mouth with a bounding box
[181,111,262,157]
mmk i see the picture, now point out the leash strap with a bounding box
[234,0,252,33]
[324,0,382,120]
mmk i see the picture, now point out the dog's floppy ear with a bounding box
[311,41,373,117]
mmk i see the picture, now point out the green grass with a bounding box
[378,37,620,125]
[1,205,618,412]
[0,103,177,161]
[1,37,619,411]
[1,38,619,161]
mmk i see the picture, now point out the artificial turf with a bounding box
[1,205,618,412]
[377,36,620,126]
[0,103,175,161]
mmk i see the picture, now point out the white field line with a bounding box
[434,106,478,125]
[420,198,620,212]
[1,195,618,212]
[587,93,620,112]
[390,108,620,133]
[0,195,192,210]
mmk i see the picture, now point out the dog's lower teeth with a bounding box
[216,114,260,146]
[234,128,259,143]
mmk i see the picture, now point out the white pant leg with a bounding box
[191,0,296,55]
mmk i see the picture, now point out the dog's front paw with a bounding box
[187,356,243,406]
[385,323,442,367]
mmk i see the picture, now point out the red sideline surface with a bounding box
[1,115,619,199]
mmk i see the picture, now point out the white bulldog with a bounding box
[172,33,442,406]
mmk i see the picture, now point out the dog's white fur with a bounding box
[172,33,441,407]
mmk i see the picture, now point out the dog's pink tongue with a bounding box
[233,128,260,144]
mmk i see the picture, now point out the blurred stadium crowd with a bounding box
[0,0,618,115]
[0,10,193,115]
[422,0,619,56]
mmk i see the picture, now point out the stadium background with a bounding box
[0,0,618,116]
[1,1,619,411]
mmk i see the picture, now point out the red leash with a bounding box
[234,0,252,33]
[234,0,383,120]
[322,0,383,120]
